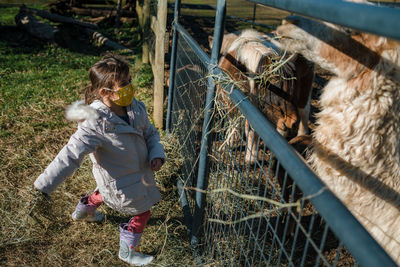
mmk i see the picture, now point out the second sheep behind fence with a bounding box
[213,29,315,164]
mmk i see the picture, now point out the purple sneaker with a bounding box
[71,196,104,222]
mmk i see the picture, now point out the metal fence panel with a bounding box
[167,29,395,264]
[201,83,395,266]
[169,23,209,218]
[166,0,397,266]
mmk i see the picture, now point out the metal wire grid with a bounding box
[201,93,358,267]
[170,29,209,212]
[168,28,364,267]
[167,5,394,264]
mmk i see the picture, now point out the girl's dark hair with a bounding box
[85,55,130,105]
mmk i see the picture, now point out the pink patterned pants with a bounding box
[88,191,151,233]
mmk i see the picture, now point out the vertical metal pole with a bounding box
[177,179,193,236]
[166,0,181,134]
[191,0,226,248]
[167,0,195,247]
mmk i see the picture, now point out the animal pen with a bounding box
[165,0,400,266]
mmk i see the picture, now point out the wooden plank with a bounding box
[136,0,150,63]
[142,0,150,64]
[21,6,99,29]
[152,0,167,129]
[71,7,136,18]
[78,0,116,5]
[114,0,122,27]
[166,3,216,10]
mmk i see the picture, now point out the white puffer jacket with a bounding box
[34,99,165,215]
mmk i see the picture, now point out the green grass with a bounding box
[0,5,18,24]
[135,63,153,88]
[0,43,99,137]
[0,4,192,266]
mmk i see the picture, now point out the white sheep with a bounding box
[215,29,314,163]
[276,14,400,263]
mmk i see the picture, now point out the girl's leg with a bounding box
[72,190,104,222]
[128,210,151,233]
[88,190,104,206]
[118,210,153,265]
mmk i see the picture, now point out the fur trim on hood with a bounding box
[65,100,99,122]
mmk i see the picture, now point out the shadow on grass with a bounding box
[104,212,184,229]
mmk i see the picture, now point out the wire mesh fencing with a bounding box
[201,85,357,267]
[168,25,358,265]
[166,2,396,265]
[168,24,210,216]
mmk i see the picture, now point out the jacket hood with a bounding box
[65,100,100,122]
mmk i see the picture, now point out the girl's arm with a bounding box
[139,102,166,164]
[34,122,103,195]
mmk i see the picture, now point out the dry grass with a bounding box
[0,5,195,266]
[0,86,194,266]
[0,85,195,266]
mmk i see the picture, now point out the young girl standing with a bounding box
[34,55,165,266]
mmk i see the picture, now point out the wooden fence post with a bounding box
[142,0,150,63]
[114,0,122,27]
[136,0,150,63]
[151,0,167,129]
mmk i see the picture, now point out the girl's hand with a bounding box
[151,158,163,171]
[30,187,52,221]
[32,187,51,208]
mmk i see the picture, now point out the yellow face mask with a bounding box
[104,83,135,106]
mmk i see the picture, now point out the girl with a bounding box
[34,55,165,266]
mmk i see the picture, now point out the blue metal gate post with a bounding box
[166,0,181,134]
[166,0,195,237]
[249,0,400,41]
[191,0,226,248]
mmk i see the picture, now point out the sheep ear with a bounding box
[208,35,214,49]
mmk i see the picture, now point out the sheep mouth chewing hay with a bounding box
[215,29,315,164]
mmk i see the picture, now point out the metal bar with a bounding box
[226,14,274,29]
[224,84,397,267]
[190,0,226,248]
[167,3,216,10]
[166,0,195,247]
[249,0,400,40]
[166,0,181,134]
[177,179,193,236]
